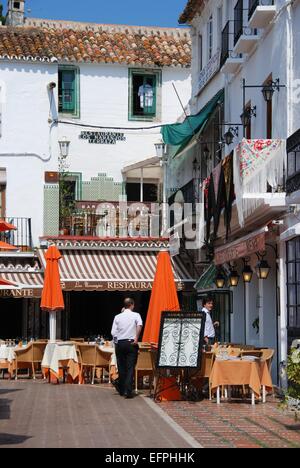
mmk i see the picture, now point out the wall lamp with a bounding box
[242,257,253,283]
[215,268,226,289]
[240,106,257,128]
[228,263,240,287]
[255,252,271,280]
[224,126,239,146]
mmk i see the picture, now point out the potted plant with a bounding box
[282,347,300,417]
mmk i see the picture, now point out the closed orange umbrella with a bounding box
[41,246,64,341]
[0,241,18,250]
[0,220,17,232]
[143,251,180,345]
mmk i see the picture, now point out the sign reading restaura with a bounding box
[79,131,126,145]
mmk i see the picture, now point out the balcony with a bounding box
[0,217,33,251]
[60,201,161,238]
[220,21,244,74]
[233,0,259,55]
[248,0,276,29]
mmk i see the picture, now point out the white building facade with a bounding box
[0,2,191,246]
[169,0,300,383]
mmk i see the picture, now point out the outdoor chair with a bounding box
[134,348,153,393]
[15,342,47,380]
[260,348,274,399]
[77,344,110,385]
[240,350,263,358]
[70,338,85,343]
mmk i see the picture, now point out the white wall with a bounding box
[0,61,58,245]
[0,60,191,244]
[55,63,191,182]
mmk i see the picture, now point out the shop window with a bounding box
[58,66,80,117]
[129,69,161,121]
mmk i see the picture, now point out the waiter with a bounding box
[202,296,219,345]
[111,298,143,399]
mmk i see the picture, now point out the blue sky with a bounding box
[4,0,189,28]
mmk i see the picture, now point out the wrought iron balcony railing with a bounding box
[0,217,33,251]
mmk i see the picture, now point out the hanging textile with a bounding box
[233,139,287,227]
[222,153,235,239]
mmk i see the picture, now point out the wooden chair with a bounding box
[191,352,215,399]
[77,344,110,385]
[70,338,85,343]
[240,350,262,358]
[134,348,153,393]
[15,342,47,380]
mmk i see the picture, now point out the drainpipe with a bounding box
[286,3,294,137]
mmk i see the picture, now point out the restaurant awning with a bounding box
[214,227,266,265]
[194,264,217,291]
[38,249,195,291]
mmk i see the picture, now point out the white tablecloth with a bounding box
[0,345,27,363]
[42,343,78,375]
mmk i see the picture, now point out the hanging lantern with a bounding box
[256,259,271,280]
[242,264,253,283]
[215,270,226,289]
[229,269,240,287]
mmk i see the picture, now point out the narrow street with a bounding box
[1,380,299,449]
[0,381,196,449]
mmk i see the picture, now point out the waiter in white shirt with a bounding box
[111,298,143,398]
[201,296,219,345]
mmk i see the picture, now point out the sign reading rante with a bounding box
[79,131,126,145]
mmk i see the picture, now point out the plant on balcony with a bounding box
[58,156,75,234]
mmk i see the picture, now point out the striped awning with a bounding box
[38,249,195,291]
[0,271,44,289]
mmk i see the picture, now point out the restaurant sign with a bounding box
[0,289,41,299]
[198,49,221,95]
[79,131,126,145]
[215,231,265,265]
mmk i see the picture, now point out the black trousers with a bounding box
[116,341,139,395]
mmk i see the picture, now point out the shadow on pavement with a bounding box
[0,433,31,446]
[0,398,12,420]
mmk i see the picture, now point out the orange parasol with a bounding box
[40,245,64,341]
[0,241,18,250]
[143,251,180,345]
[0,220,17,232]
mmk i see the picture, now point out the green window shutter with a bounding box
[62,70,76,113]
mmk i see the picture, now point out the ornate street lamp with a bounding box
[224,126,239,146]
[58,137,70,158]
[255,253,271,280]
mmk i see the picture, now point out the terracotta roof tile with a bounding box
[0,20,191,67]
[179,0,205,24]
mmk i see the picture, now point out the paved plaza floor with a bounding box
[0,380,299,448]
[0,380,195,448]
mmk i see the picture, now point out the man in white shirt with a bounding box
[201,296,219,346]
[111,298,143,398]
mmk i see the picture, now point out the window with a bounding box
[207,15,213,61]
[198,34,203,71]
[129,69,161,121]
[13,2,20,9]
[286,238,300,348]
[217,6,223,49]
[58,66,80,117]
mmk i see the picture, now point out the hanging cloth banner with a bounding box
[233,139,287,227]
[161,89,224,147]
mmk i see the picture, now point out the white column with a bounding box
[279,240,288,389]
[49,311,57,342]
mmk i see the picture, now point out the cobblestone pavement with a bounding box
[0,380,194,448]
[159,398,300,448]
